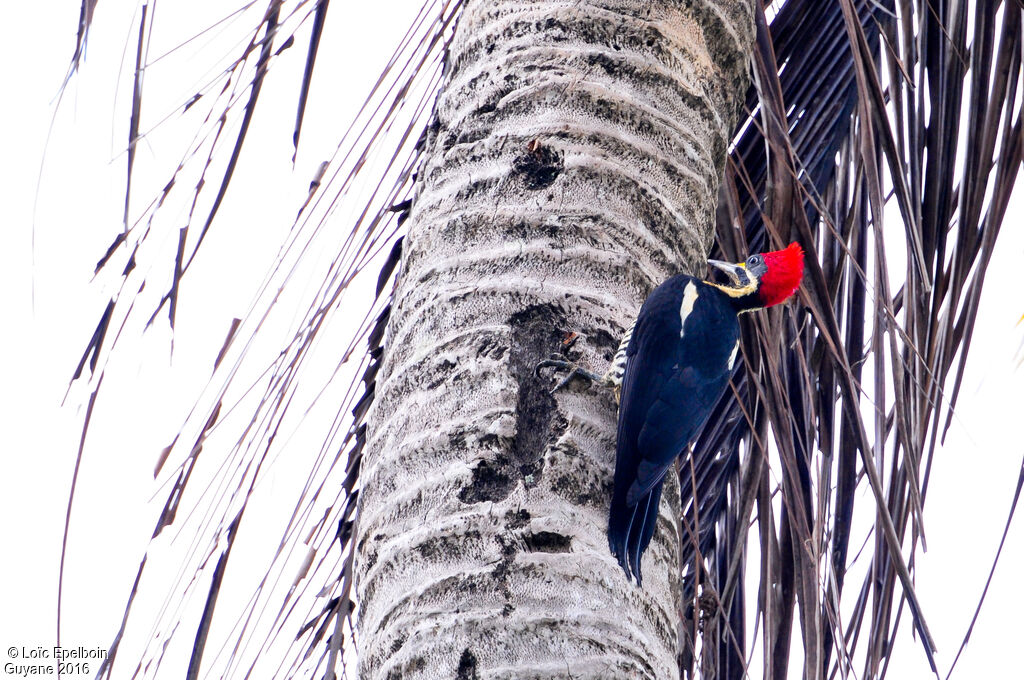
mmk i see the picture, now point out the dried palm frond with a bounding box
[62,2,462,677]
[685,1,1024,679]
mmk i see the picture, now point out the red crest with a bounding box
[759,242,804,307]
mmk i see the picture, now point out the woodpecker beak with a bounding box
[707,259,751,287]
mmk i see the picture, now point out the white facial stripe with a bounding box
[707,279,759,298]
[679,282,699,338]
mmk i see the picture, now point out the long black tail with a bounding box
[608,480,664,584]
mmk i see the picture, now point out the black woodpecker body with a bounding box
[608,242,805,583]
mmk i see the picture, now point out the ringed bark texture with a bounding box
[356,1,755,678]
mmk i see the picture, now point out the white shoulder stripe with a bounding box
[679,281,699,338]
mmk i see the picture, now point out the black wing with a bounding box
[608,280,734,583]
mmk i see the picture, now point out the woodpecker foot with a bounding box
[535,357,604,394]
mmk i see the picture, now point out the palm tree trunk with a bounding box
[356,1,756,677]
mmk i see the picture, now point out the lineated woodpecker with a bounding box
[540,242,805,583]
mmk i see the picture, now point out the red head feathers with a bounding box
[758,242,804,307]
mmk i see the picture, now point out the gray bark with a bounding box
[356,1,755,677]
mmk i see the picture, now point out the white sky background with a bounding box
[1,1,426,676]
[1,1,1022,679]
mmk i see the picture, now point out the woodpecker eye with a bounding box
[746,255,763,268]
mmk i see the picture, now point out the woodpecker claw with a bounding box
[534,355,565,378]
[535,358,603,394]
